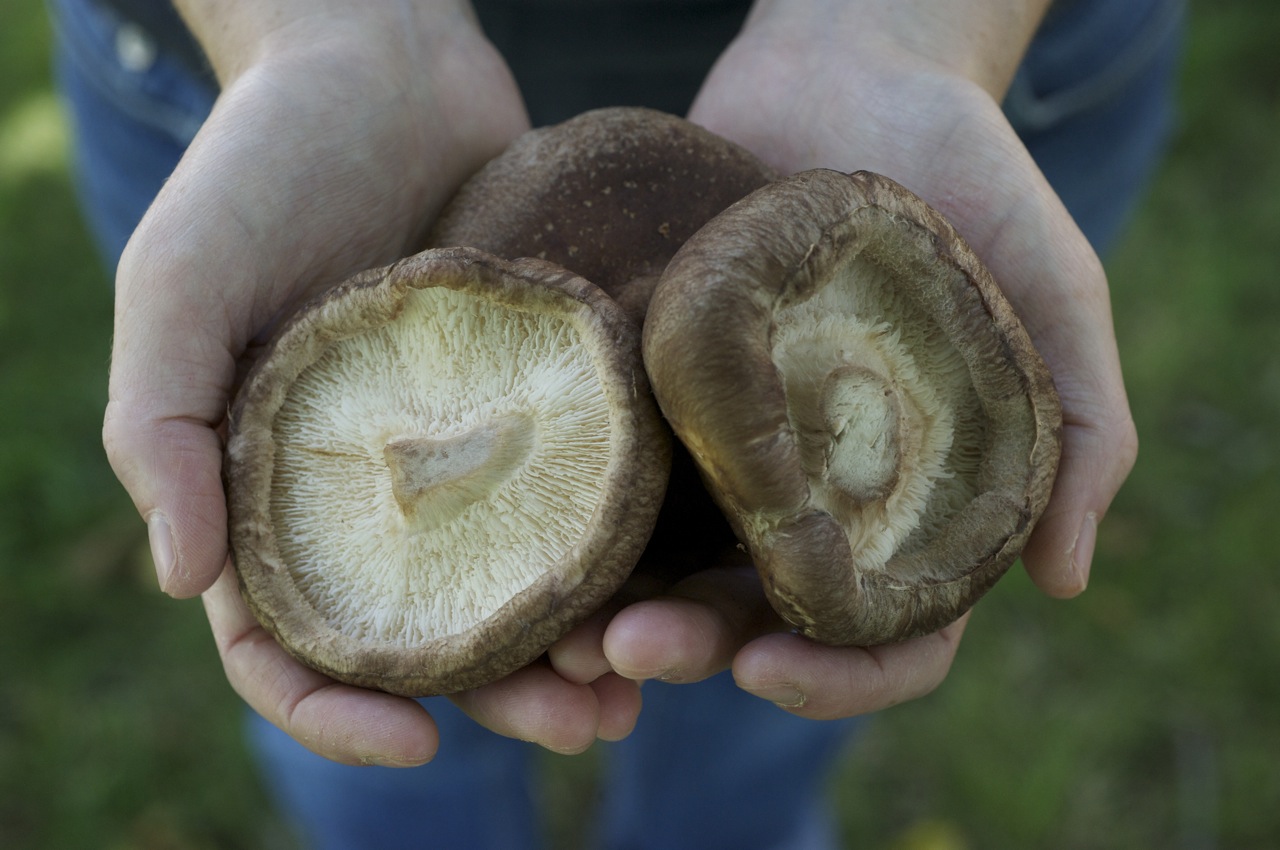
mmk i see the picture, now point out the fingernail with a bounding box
[147,511,175,592]
[746,684,806,708]
[1069,512,1098,591]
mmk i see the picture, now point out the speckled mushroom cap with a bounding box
[225,247,669,695]
[643,170,1062,646]
[428,106,779,578]
[427,106,778,322]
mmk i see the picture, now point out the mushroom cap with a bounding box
[643,170,1062,645]
[427,106,778,322]
[428,106,778,578]
[226,247,670,695]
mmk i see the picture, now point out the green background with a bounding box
[2,1,1278,847]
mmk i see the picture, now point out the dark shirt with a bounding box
[94,0,753,125]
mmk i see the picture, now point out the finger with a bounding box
[546,567,672,685]
[603,566,780,683]
[547,607,615,686]
[547,618,645,742]
[1021,411,1138,597]
[447,664,605,755]
[977,191,1139,598]
[733,613,970,720]
[545,604,644,742]
[590,673,644,742]
[202,565,438,767]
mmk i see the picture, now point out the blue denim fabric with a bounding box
[50,0,215,266]
[594,672,851,850]
[1005,0,1187,254]
[53,0,1184,847]
[246,673,857,850]
[247,696,544,850]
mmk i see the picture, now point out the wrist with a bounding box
[741,0,1051,99]
[172,0,479,85]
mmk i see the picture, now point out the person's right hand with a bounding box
[103,0,641,767]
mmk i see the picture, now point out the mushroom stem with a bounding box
[383,413,535,528]
[813,365,903,505]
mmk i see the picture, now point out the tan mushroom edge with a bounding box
[643,169,1062,646]
[225,247,670,696]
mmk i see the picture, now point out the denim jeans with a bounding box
[51,0,1184,847]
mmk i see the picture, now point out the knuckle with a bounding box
[1112,415,1140,477]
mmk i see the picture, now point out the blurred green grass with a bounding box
[0,4,286,849]
[2,1,1278,848]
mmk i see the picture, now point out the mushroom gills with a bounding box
[268,283,615,647]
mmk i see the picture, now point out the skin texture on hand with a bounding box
[102,0,644,765]
[601,0,1138,718]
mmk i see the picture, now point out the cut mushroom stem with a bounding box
[643,169,1062,646]
[805,364,905,504]
[225,247,670,695]
[383,413,535,528]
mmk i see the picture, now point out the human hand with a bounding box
[102,0,639,764]
[601,0,1137,716]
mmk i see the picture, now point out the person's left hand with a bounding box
[582,0,1136,718]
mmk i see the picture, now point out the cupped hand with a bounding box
[101,1,639,764]
[603,3,1137,716]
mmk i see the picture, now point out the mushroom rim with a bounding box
[224,246,670,694]
[643,169,1061,641]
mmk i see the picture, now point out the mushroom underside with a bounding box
[227,249,668,694]
[644,169,1061,645]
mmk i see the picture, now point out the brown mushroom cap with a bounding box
[643,170,1062,645]
[427,106,778,323]
[226,247,669,695]
[428,106,778,580]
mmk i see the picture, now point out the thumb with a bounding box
[1019,380,1139,598]
[992,199,1139,599]
[103,212,241,597]
[99,63,361,599]
[103,402,229,598]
